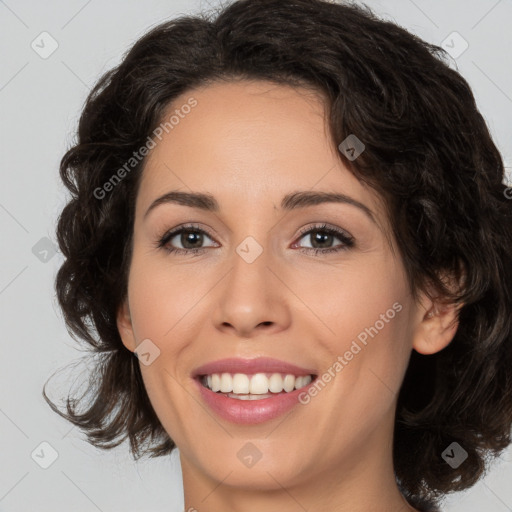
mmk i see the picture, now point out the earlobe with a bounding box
[412,302,461,355]
[116,299,137,352]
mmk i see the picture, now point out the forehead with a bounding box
[136,79,388,224]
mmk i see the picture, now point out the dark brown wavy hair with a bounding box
[44,0,512,509]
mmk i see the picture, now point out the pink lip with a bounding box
[192,357,316,377]
[192,357,317,424]
[194,378,316,424]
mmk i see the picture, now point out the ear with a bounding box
[116,299,137,352]
[412,291,462,355]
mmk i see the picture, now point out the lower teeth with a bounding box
[222,392,284,400]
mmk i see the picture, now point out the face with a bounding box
[117,80,457,501]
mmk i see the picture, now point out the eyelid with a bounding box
[295,222,353,240]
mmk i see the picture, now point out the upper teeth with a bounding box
[202,373,313,394]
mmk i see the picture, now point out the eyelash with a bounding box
[155,222,355,256]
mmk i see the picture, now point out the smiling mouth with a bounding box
[198,372,317,400]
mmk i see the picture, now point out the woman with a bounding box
[44,0,512,510]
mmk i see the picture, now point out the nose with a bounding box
[212,240,291,338]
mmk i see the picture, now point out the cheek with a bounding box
[126,258,197,442]
[309,258,412,407]
[126,250,207,343]
[300,252,408,343]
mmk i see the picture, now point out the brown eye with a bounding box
[157,225,218,255]
[294,224,355,254]
[175,230,206,249]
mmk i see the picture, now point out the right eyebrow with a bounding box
[144,191,219,220]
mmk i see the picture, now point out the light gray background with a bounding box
[1,0,511,511]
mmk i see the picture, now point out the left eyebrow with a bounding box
[281,191,377,225]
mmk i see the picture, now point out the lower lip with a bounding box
[194,378,315,424]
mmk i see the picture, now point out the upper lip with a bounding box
[192,357,317,378]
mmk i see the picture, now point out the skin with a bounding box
[117,79,460,512]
